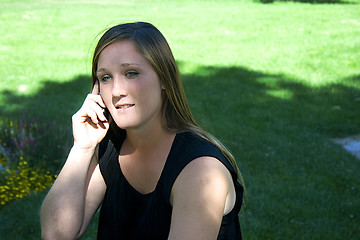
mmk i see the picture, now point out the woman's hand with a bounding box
[72,81,110,150]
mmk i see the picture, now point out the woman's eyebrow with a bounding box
[120,63,141,67]
[97,63,141,73]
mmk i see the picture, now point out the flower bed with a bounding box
[0,157,56,205]
[0,116,72,206]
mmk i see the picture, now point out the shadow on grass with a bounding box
[0,75,92,123]
[0,66,359,138]
[181,65,360,139]
[0,65,360,239]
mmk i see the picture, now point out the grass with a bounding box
[0,0,360,239]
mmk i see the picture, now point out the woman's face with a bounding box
[96,40,163,132]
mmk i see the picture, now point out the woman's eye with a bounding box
[125,71,138,78]
[100,76,111,82]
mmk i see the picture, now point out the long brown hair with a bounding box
[91,22,244,185]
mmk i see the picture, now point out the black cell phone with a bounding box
[104,108,110,121]
[98,82,110,122]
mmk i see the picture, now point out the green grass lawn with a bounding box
[1,0,360,239]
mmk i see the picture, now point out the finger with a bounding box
[92,81,99,95]
[86,109,99,125]
[86,93,106,109]
[98,120,110,130]
[88,101,107,122]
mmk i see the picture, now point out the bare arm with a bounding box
[40,147,106,239]
[168,157,236,240]
[40,82,109,239]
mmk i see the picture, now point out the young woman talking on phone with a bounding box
[40,22,244,240]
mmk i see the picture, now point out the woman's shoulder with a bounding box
[164,131,233,186]
[169,154,236,237]
[173,131,232,172]
[172,155,234,199]
[173,132,234,198]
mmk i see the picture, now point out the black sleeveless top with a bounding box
[97,131,243,239]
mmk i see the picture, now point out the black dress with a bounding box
[97,131,243,240]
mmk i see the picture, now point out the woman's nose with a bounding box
[112,76,127,97]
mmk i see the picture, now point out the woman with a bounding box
[41,22,244,240]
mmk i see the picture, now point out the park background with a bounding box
[0,0,359,239]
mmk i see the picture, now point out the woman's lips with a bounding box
[115,104,135,110]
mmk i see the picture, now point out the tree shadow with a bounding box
[0,65,359,139]
[0,75,92,123]
[181,65,360,139]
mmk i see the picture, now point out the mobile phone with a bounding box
[103,108,110,121]
[98,83,110,122]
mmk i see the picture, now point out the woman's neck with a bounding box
[123,123,175,156]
